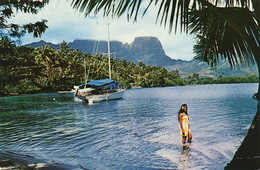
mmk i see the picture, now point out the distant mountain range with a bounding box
[25,36,257,77]
[25,37,180,66]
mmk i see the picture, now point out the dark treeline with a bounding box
[187,73,258,85]
[0,37,184,95]
[0,37,258,95]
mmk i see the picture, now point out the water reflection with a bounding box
[182,144,191,155]
[180,144,191,169]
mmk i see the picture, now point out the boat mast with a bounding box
[84,57,87,89]
[107,18,112,79]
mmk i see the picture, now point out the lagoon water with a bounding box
[0,83,258,169]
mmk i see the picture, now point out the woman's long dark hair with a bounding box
[178,104,188,122]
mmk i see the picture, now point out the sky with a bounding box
[10,0,195,61]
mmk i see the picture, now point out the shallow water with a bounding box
[0,83,258,169]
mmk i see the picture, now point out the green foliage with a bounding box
[190,7,258,68]
[0,37,258,95]
[186,73,259,85]
[0,0,49,41]
[0,38,185,95]
[215,74,259,84]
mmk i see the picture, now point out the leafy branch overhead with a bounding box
[189,7,258,68]
[0,0,49,39]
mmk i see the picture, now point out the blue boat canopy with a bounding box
[78,79,119,89]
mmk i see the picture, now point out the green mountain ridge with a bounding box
[166,59,258,78]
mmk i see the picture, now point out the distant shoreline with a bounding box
[1,82,258,98]
[0,90,71,97]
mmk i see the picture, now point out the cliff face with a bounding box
[125,37,175,66]
[68,39,127,57]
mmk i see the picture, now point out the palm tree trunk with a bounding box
[225,47,260,169]
[256,56,260,100]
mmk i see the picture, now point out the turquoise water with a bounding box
[0,83,258,169]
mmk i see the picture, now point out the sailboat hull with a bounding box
[77,89,125,103]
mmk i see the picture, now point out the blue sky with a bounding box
[10,0,195,61]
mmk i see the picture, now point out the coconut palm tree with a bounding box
[33,45,57,87]
[0,36,15,56]
[71,0,259,169]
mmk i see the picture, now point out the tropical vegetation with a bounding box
[0,0,259,167]
[0,38,185,95]
[0,37,258,96]
[187,73,258,85]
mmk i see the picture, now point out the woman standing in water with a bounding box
[178,104,192,144]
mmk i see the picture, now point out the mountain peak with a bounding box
[132,36,159,42]
[24,40,58,48]
[130,36,164,54]
[24,36,177,66]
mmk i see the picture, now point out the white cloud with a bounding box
[10,0,195,61]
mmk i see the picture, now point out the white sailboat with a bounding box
[73,19,125,103]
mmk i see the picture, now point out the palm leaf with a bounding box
[190,7,259,68]
[71,0,255,32]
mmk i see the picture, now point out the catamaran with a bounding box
[73,19,125,103]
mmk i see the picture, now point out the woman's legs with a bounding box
[182,136,187,144]
[188,132,192,143]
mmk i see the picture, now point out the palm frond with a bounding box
[190,7,258,68]
[71,0,255,33]
[71,0,201,32]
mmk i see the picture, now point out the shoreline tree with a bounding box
[0,0,49,43]
[71,0,259,168]
[0,0,49,95]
